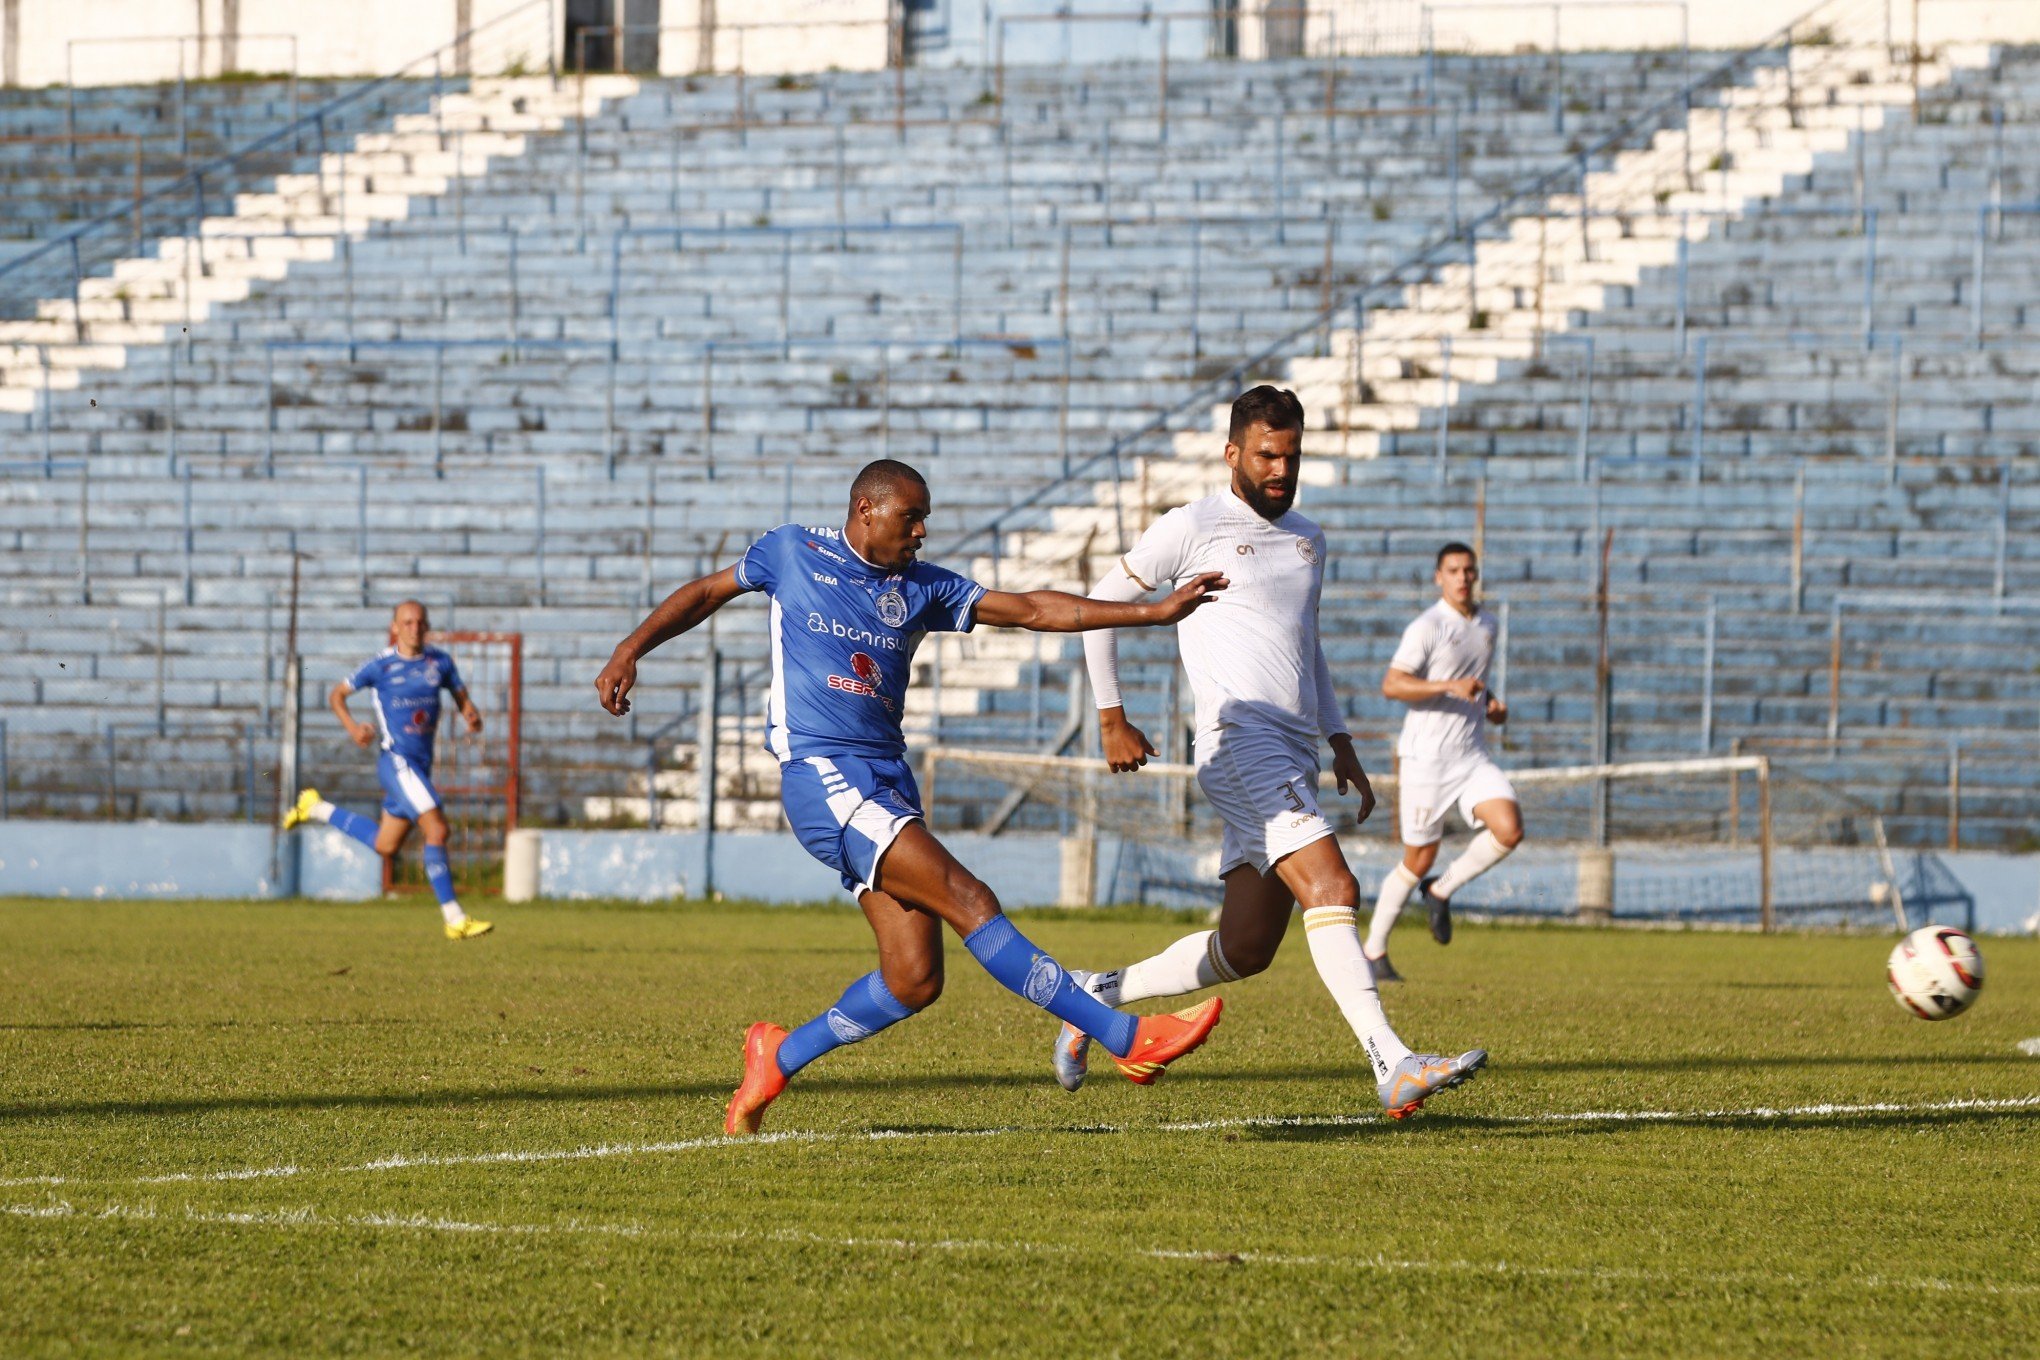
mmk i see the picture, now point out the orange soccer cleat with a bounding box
[1111,997,1224,1085]
[724,1022,790,1137]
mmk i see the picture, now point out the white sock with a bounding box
[1365,864,1420,960]
[440,901,467,927]
[1431,829,1515,901]
[1302,906,1413,1082]
[1086,930,1237,1006]
[311,799,338,824]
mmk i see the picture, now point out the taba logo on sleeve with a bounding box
[875,589,909,629]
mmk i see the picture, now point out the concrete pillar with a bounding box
[1058,833,1096,908]
[1576,847,1614,925]
[6,0,24,87]
[505,828,542,902]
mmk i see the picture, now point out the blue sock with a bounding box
[962,915,1138,1058]
[776,971,918,1078]
[322,803,380,850]
[421,844,458,907]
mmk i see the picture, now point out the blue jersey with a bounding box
[735,523,985,761]
[344,645,465,769]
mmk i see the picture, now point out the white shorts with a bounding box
[1397,751,1516,847]
[1196,727,1335,878]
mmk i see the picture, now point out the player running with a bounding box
[593,459,1231,1138]
[281,599,492,940]
[1362,542,1525,981]
[1051,387,1486,1119]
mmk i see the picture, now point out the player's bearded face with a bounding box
[1227,423,1302,519]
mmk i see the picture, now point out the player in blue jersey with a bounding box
[282,599,493,940]
[595,459,1231,1136]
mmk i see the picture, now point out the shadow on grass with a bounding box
[2,1050,2030,1122]
[1242,1103,2040,1143]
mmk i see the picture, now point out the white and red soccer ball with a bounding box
[1886,926,1985,1021]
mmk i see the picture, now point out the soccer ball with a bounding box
[1886,926,1985,1021]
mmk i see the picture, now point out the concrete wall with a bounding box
[16,0,2040,90]
[0,818,284,897]
[2,820,2033,934]
[538,828,1091,906]
[5,0,554,87]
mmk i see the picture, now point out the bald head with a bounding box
[389,599,430,656]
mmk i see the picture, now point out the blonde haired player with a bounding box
[1051,387,1486,1119]
[1363,543,1525,981]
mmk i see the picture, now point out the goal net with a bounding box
[921,748,1975,931]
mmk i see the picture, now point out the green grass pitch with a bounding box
[2,897,2036,1357]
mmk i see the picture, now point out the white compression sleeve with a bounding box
[1081,565,1149,711]
[1312,636,1349,741]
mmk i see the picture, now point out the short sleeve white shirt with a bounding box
[1390,600,1498,761]
[1118,491,1338,753]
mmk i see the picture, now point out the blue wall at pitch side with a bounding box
[0,821,2033,934]
[0,822,379,899]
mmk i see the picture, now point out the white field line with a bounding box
[4,1200,2035,1300]
[1,1094,2036,1193]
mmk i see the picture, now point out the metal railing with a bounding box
[64,34,303,163]
[940,0,1915,564]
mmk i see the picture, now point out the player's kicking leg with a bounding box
[1417,794,1524,943]
[728,760,1222,1136]
[728,886,943,1136]
[1059,837,1483,1118]
[1053,862,1276,1091]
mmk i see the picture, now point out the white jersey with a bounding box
[1389,600,1498,762]
[1085,489,1344,755]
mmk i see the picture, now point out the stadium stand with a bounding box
[0,11,2034,849]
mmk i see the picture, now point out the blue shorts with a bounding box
[377,750,442,821]
[779,754,922,897]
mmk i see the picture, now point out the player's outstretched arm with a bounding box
[974,571,1226,633]
[595,565,747,717]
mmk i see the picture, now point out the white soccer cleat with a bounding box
[1052,1021,1092,1092]
[1377,1049,1487,1119]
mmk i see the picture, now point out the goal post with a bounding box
[921,747,1969,931]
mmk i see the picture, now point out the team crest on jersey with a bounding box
[422,663,441,686]
[1295,538,1318,565]
[875,589,908,629]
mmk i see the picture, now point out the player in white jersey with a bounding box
[1052,387,1486,1119]
[1363,543,1525,980]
